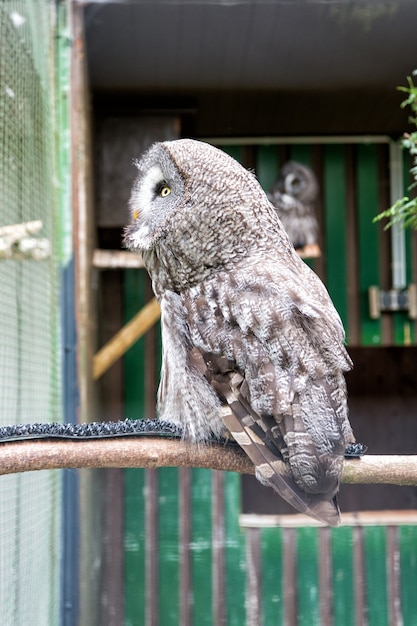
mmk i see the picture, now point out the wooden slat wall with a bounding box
[123,471,417,626]
[122,140,417,626]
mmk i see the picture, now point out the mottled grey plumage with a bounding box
[124,139,355,526]
[268,161,319,251]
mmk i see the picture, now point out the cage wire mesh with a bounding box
[0,1,64,624]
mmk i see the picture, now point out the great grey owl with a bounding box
[268,161,319,253]
[124,139,355,526]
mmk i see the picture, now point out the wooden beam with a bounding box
[93,297,160,380]
[92,249,144,269]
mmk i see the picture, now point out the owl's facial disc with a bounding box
[132,165,167,220]
[285,173,300,195]
[126,161,180,250]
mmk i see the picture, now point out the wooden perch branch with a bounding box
[0,438,251,476]
[1,437,417,486]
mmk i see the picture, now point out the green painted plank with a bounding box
[363,526,388,626]
[124,269,148,625]
[357,144,382,345]
[403,229,416,346]
[158,467,180,625]
[224,472,246,626]
[296,527,320,626]
[124,269,147,419]
[393,150,416,345]
[399,525,417,625]
[393,298,414,346]
[290,144,312,168]
[222,144,243,165]
[124,469,145,626]
[55,1,72,266]
[403,149,413,298]
[261,527,283,626]
[191,468,213,626]
[324,144,348,333]
[256,145,279,192]
[331,526,354,626]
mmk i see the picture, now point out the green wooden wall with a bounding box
[122,140,417,626]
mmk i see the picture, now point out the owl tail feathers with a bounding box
[213,373,340,526]
[194,351,341,526]
[223,403,341,526]
[258,462,341,526]
[310,496,340,527]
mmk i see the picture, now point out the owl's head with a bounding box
[124,139,297,292]
[276,161,318,203]
[124,141,188,250]
[124,139,279,254]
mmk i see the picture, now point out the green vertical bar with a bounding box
[158,467,180,625]
[261,527,283,626]
[296,527,320,625]
[290,144,312,168]
[331,526,354,626]
[393,296,413,346]
[363,526,388,626]
[124,269,148,625]
[357,144,382,345]
[404,191,415,346]
[222,144,243,164]
[256,145,279,192]
[124,469,145,626]
[224,472,246,626]
[393,150,416,345]
[55,1,72,266]
[124,269,147,419]
[403,234,416,346]
[191,468,213,626]
[324,145,348,333]
[399,525,417,625]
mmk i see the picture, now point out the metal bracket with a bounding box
[0,220,51,260]
[368,284,417,320]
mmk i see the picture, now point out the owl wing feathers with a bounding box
[183,255,353,525]
[193,348,341,525]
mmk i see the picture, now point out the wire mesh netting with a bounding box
[0,1,64,624]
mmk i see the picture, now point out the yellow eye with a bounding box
[160,185,171,197]
[133,209,140,220]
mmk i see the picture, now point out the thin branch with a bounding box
[0,438,417,485]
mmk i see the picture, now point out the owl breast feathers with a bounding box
[124,139,355,526]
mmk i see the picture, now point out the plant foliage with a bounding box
[374,71,417,230]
